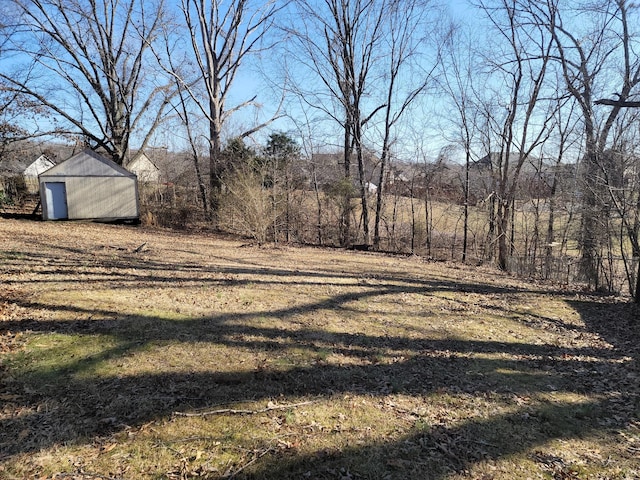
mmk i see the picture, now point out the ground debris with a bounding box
[531,451,583,479]
[173,400,316,417]
[1,219,639,479]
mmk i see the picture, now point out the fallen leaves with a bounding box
[1,219,640,479]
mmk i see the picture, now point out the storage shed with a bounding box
[39,149,139,221]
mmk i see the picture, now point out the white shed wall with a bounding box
[40,176,139,220]
[68,176,139,219]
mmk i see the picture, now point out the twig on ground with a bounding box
[174,400,316,417]
[133,242,147,253]
[223,447,275,478]
[106,242,147,253]
[53,473,124,480]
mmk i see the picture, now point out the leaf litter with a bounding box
[0,219,639,479]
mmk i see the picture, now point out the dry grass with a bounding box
[0,218,639,479]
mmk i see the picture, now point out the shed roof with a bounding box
[1,154,56,176]
[40,149,136,178]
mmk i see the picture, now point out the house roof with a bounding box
[24,155,55,176]
[474,152,541,169]
[0,158,28,174]
[126,152,160,172]
[40,149,136,178]
[0,154,55,176]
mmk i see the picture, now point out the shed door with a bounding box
[44,182,68,219]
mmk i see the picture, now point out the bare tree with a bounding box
[178,0,283,221]
[0,2,16,60]
[437,27,482,262]
[371,0,442,250]
[287,0,388,246]
[476,0,556,271]
[285,96,328,245]
[155,28,211,214]
[523,0,640,289]
[171,80,211,214]
[0,85,50,159]
[1,0,174,165]
[601,143,640,300]
[0,6,59,160]
[541,93,581,280]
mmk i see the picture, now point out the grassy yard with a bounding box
[0,219,638,479]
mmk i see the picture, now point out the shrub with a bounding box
[219,165,275,243]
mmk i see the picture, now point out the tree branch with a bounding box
[173,400,316,417]
[594,98,640,108]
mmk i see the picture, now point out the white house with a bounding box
[126,152,161,183]
[24,154,56,193]
[0,154,56,194]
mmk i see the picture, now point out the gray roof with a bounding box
[0,158,30,175]
[0,154,55,176]
[40,149,135,178]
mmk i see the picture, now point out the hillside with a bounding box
[0,219,638,479]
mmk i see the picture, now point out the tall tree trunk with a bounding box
[487,192,496,262]
[354,120,369,245]
[374,158,386,250]
[635,259,640,304]
[497,199,510,271]
[209,111,223,224]
[462,150,470,262]
[579,141,601,288]
[341,115,353,247]
[193,153,209,215]
[410,189,416,254]
[545,169,558,279]
[425,189,431,257]
[310,159,324,245]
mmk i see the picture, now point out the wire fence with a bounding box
[508,254,638,297]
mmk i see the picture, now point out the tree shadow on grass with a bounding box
[1,301,638,478]
[1,244,639,477]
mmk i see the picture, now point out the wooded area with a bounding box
[0,0,639,300]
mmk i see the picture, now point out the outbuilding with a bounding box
[39,149,139,221]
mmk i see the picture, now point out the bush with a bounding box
[0,190,12,207]
[0,176,27,205]
[218,166,275,243]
